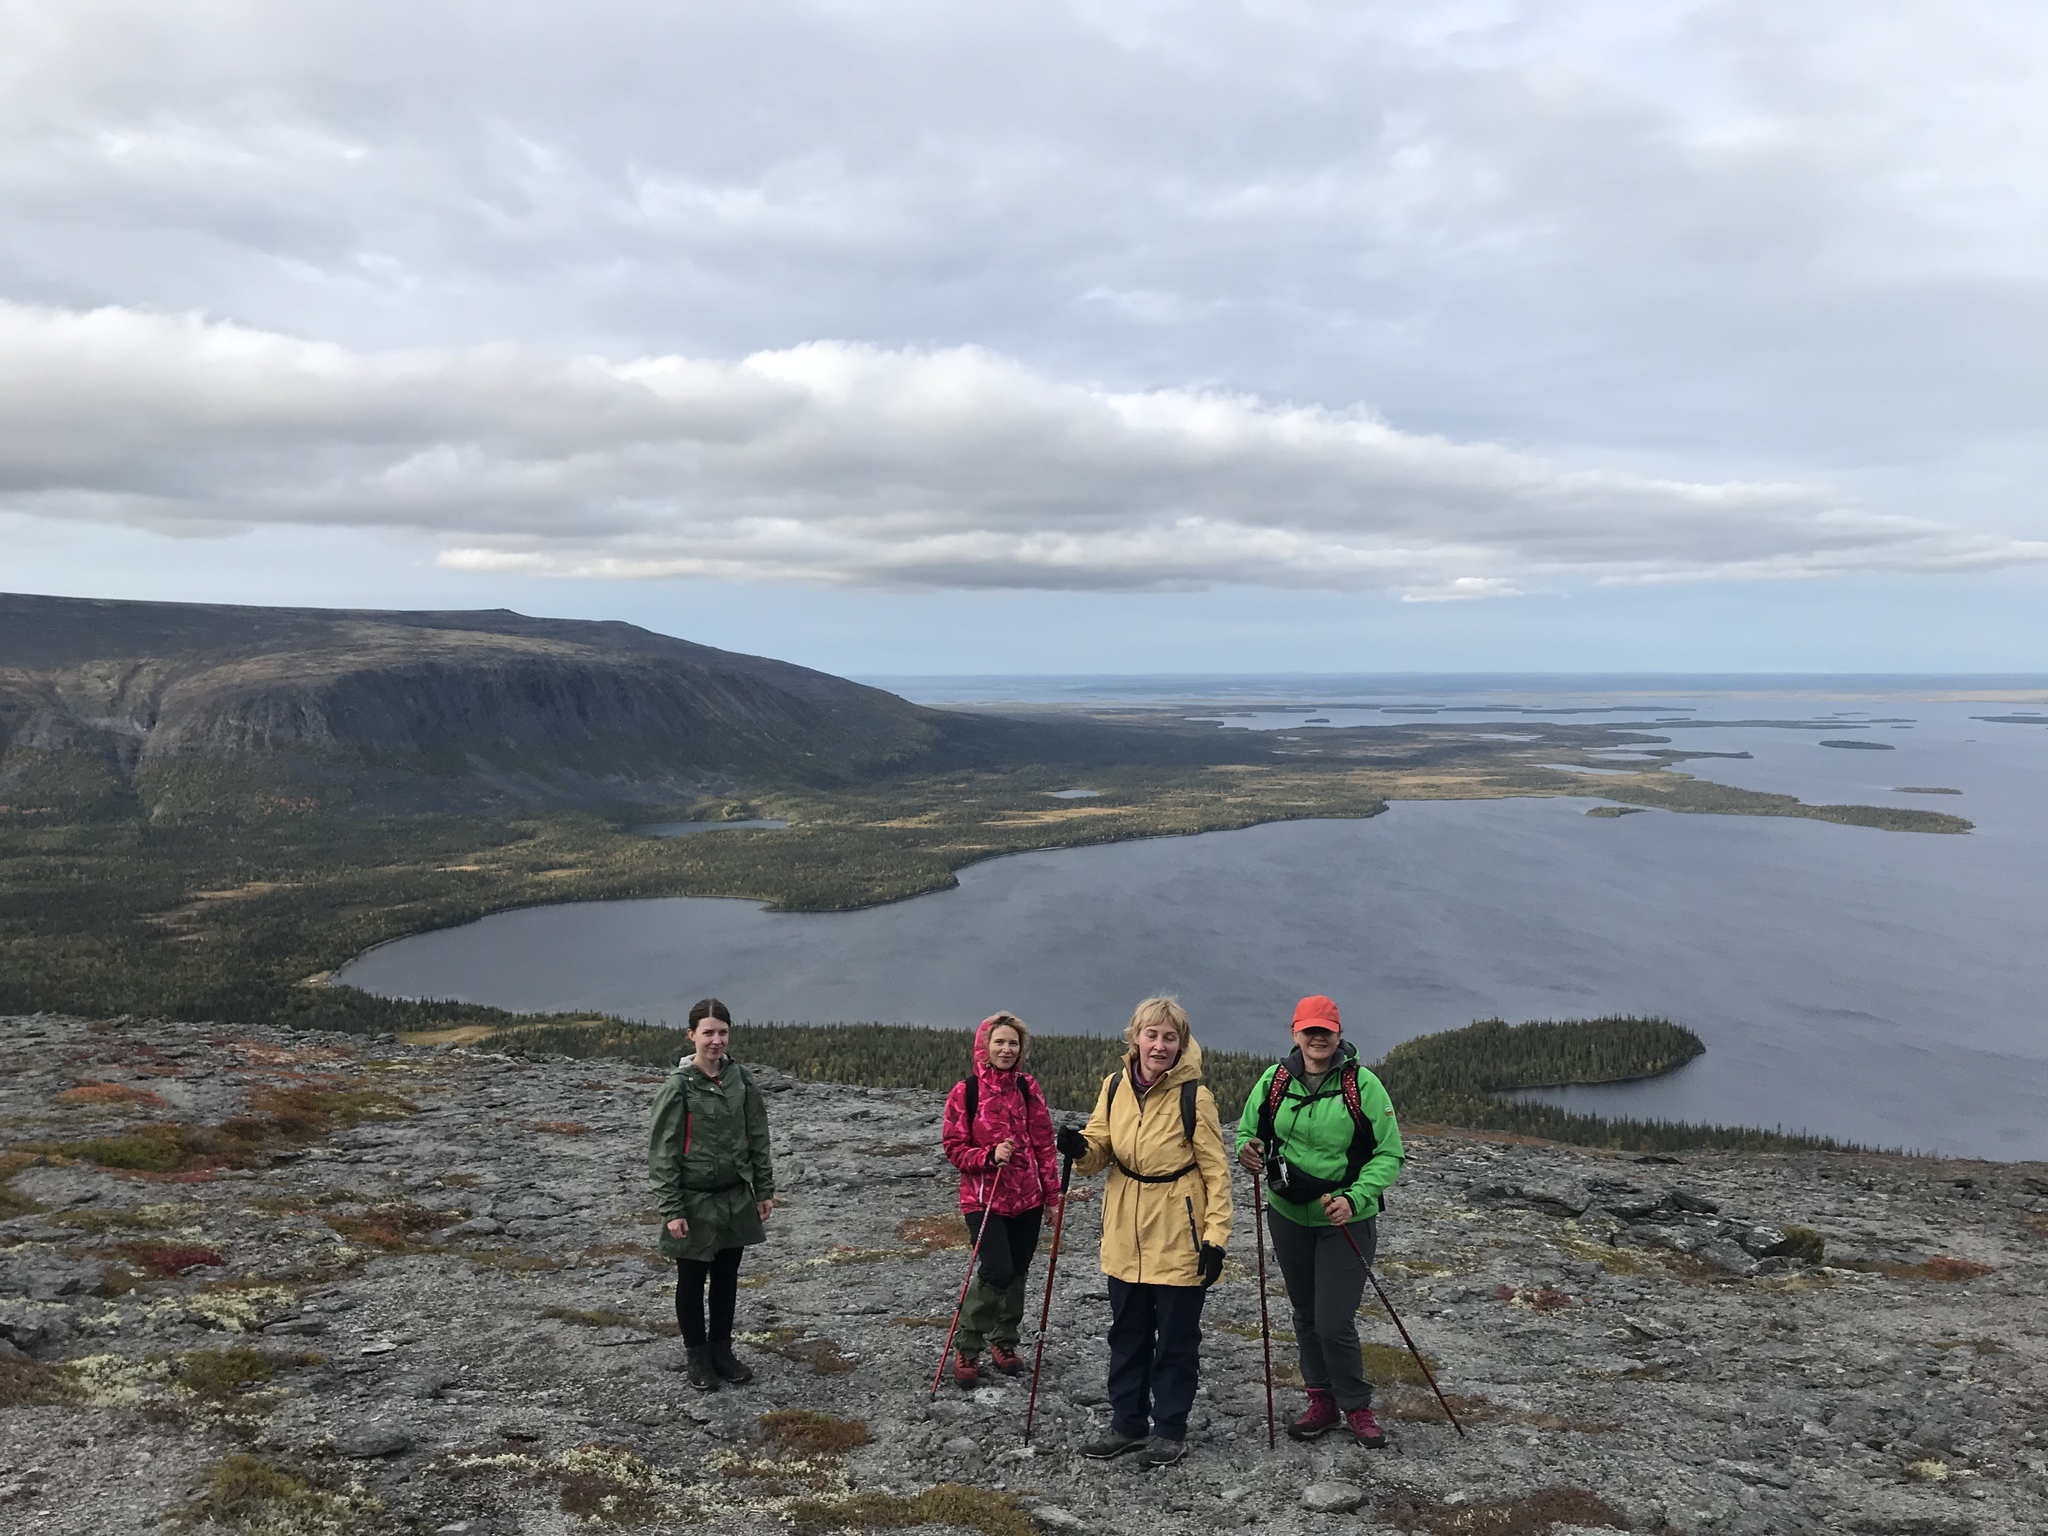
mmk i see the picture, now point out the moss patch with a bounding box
[758,1409,871,1458]
[539,1306,652,1332]
[173,1453,383,1533]
[1360,1340,1438,1387]
[0,1354,77,1407]
[321,1202,460,1251]
[112,1241,226,1277]
[15,1082,416,1175]
[741,1328,860,1375]
[551,1442,678,1527]
[788,1484,1036,1536]
[894,1214,970,1251]
[1376,1486,1629,1535]
[57,1082,168,1108]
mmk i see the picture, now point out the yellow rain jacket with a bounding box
[1072,1037,1233,1287]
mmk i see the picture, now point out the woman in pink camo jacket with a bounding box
[940,1012,1061,1385]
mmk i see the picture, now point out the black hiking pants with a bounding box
[1105,1277,1207,1442]
[957,1205,1043,1353]
[1268,1210,1377,1410]
[675,1245,744,1348]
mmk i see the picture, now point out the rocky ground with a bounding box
[1,1014,2045,1536]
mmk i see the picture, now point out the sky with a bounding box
[2,0,2045,675]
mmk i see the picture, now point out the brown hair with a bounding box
[1123,995,1190,1049]
[983,1012,1030,1061]
[686,998,732,1032]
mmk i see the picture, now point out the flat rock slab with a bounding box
[1300,1482,1366,1514]
[333,1422,415,1459]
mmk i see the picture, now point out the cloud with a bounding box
[2,301,2037,596]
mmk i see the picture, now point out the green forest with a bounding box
[490,1014,1861,1154]
[0,702,1958,1160]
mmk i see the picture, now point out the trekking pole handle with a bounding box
[1059,1154,1073,1193]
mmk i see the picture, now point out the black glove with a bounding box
[1056,1125,1091,1162]
[1197,1241,1226,1288]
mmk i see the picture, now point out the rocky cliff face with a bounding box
[2,1015,2042,1536]
[0,594,954,813]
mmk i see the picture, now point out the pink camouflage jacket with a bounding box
[941,1016,1061,1217]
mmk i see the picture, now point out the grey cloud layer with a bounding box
[1,1,2043,595]
[2,304,2034,595]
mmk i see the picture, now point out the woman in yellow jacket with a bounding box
[1056,996,1233,1468]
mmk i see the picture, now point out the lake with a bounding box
[337,677,2048,1160]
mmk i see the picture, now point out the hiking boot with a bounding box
[1137,1437,1187,1468]
[1079,1430,1147,1459]
[952,1352,980,1388]
[683,1345,722,1392]
[1345,1406,1387,1448]
[706,1342,754,1385]
[1286,1389,1338,1441]
[988,1344,1023,1376]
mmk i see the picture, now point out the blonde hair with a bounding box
[1123,995,1190,1049]
[985,1013,1030,1060]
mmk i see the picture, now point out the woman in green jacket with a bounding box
[647,998,776,1391]
[1235,994,1403,1446]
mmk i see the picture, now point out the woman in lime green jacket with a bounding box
[1235,995,1403,1447]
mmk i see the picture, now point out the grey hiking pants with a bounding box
[1267,1209,1378,1411]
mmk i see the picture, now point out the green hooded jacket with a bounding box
[647,1055,776,1263]
[1235,1042,1404,1226]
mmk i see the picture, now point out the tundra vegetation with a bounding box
[0,595,1969,1154]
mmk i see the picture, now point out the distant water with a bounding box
[340,675,2048,1160]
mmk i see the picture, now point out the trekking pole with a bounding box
[930,1160,1007,1398]
[1331,1217,1465,1438]
[1250,1166,1275,1449]
[1022,1155,1074,1444]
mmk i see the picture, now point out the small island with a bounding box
[1894,786,1962,795]
[1585,805,1649,818]
[1819,738,1895,750]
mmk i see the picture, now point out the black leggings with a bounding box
[675,1246,744,1347]
[963,1206,1044,1289]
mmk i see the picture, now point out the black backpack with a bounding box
[959,1072,1040,1130]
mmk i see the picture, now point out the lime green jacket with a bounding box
[1235,1046,1404,1225]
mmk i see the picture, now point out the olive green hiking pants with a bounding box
[955,1206,1043,1354]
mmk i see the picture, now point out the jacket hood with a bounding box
[972,1014,1026,1080]
[1125,1031,1206,1090]
[1282,1037,1358,1081]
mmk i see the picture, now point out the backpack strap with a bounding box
[1255,1064,1292,1151]
[1102,1068,1198,1184]
[1338,1061,1380,1197]
[1258,1061,1384,1205]
[1107,1070,1197,1145]
[967,1072,1035,1131]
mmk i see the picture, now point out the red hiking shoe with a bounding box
[952,1353,980,1387]
[1347,1406,1388,1448]
[989,1344,1023,1376]
[1286,1389,1339,1441]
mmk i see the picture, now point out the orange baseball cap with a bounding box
[1292,995,1341,1033]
